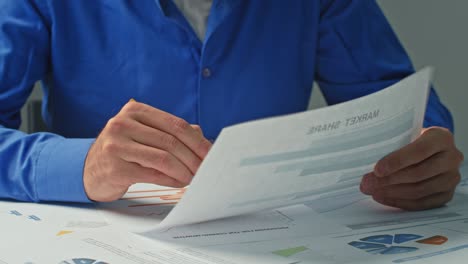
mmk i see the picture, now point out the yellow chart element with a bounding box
[56,230,74,236]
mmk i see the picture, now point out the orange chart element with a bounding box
[122,188,186,207]
[121,189,186,201]
[56,230,74,236]
[416,235,448,245]
[160,189,186,201]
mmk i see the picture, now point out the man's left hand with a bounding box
[361,127,464,210]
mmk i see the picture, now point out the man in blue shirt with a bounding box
[0,0,463,210]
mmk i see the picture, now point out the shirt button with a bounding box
[202,68,212,78]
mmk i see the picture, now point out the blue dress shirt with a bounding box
[0,0,454,203]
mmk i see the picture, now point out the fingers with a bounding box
[124,162,186,188]
[374,151,463,186]
[84,101,210,202]
[372,171,461,200]
[191,124,203,136]
[361,170,461,211]
[112,140,194,185]
[360,127,463,211]
[120,101,212,159]
[374,127,454,177]
[121,119,202,175]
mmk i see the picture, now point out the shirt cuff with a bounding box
[35,138,95,203]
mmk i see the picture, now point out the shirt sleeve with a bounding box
[316,0,454,132]
[0,1,92,203]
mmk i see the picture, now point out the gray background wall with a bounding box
[379,0,468,154]
[310,0,468,154]
[21,0,468,154]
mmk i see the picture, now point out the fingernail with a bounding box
[360,174,374,194]
[374,164,386,177]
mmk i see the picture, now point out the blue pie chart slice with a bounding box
[349,241,387,250]
[393,234,424,244]
[360,235,394,245]
[381,246,419,255]
[60,259,108,264]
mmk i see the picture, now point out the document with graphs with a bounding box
[154,68,433,230]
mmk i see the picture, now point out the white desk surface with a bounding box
[0,157,467,264]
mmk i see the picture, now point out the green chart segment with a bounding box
[272,246,309,257]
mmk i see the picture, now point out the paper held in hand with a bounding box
[156,68,433,229]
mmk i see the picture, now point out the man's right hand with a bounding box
[83,101,212,202]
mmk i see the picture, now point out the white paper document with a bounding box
[307,193,468,236]
[456,162,468,194]
[98,184,349,246]
[213,222,468,264]
[200,190,468,264]
[0,199,290,264]
[0,222,290,264]
[144,204,349,246]
[152,68,432,229]
[97,183,184,232]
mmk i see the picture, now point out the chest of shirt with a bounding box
[43,0,320,138]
